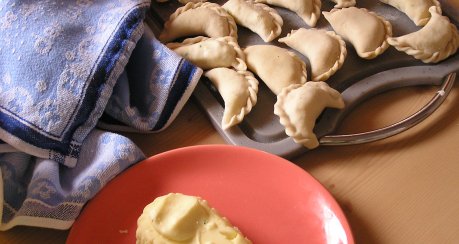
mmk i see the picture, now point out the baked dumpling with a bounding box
[387,6,459,63]
[274,82,345,149]
[223,0,283,42]
[244,45,307,95]
[329,0,356,8]
[205,68,258,130]
[379,0,441,26]
[159,2,237,42]
[323,7,392,59]
[167,36,247,70]
[254,0,321,27]
[279,28,347,81]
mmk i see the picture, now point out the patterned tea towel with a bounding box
[0,0,201,230]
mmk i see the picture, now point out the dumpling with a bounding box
[328,0,356,8]
[323,7,392,59]
[379,0,441,26]
[274,82,345,149]
[167,36,247,70]
[205,68,258,130]
[387,6,459,63]
[244,45,307,95]
[156,0,207,3]
[279,28,347,81]
[254,0,321,27]
[159,2,237,42]
[136,193,252,244]
[178,0,207,4]
[223,0,283,42]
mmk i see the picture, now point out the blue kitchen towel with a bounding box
[0,0,202,230]
[100,20,200,133]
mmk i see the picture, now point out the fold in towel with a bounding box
[0,0,202,230]
[100,23,201,132]
[0,129,145,230]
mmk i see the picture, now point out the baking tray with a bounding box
[148,0,459,159]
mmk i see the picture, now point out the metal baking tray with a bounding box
[149,0,459,159]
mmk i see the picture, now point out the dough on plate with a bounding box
[274,82,345,149]
[244,45,307,95]
[205,68,258,130]
[379,0,441,26]
[279,28,347,81]
[323,7,392,59]
[136,193,252,244]
[167,36,247,71]
[159,2,237,42]
[223,0,283,42]
[387,6,459,63]
[254,0,321,27]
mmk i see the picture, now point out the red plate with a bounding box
[67,145,354,244]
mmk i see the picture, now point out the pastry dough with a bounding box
[279,28,347,81]
[244,45,307,95]
[205,68,258,130]
[387,6,459,63]
[136,193,252,244]
[254,0,321,27]
[274,82,345,149]
[323,7,392,59]
[178,0,207,4]
[223,0,283,42]
[159,2,237,42]
[155,0,207,3]
[329,0,356,8]
[379,0,441,26]
[167,36,247,70]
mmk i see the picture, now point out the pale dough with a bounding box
[387,6,459,63]
[167,36,247,71]
[244,45,307,95]
[223,0,283,42]
[323,7,392,59]
[254,0,321,27]
[279,28,347,81]
[329,0,356,8]
[136,193,252,244]
[159,2,237,42]
[205,68,258,130]
[379,0,441,26]
[274,82,345,149]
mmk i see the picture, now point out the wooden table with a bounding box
[1,80,459,243]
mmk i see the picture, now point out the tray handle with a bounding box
[318,73,456,146]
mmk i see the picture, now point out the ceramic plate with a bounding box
[67,145,353,244]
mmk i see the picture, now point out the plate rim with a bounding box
[67,144,354,244]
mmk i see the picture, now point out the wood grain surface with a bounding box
[1,0,459,241]
[1,81,458,244]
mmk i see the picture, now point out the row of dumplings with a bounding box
[156,0,459,149]
[159,0,459,64]
[158,1,343,149]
